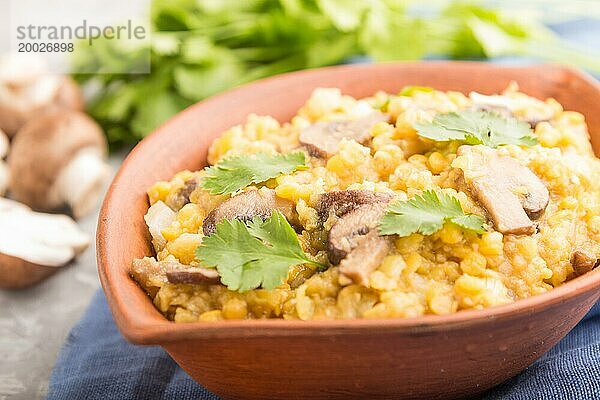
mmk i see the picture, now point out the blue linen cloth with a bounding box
[47,290,600,399]
[48,17,600,400]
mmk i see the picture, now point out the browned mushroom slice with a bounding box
[169,178,198,210]
[328,203,392,285]
[457,146,549,235]
[202,187,296,236]
[338,230,392,286]
[316,190,393,223]
[571,249,600,277]
[131,257,169,291]
[131,257,220,292]
[328,202,388,264]
[299,112,389,158]
[469,92,553,128]
[166,268,220,284]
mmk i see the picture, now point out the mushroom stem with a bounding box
[52,148,110,219]
[0,206,89,266]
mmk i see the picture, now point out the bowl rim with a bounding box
[97,61,600,344]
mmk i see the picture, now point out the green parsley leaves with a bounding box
[379,190,486,237]
[414,110,538,148]
[200,152,307,195]
[195,211,322,292]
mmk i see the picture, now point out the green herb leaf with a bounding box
[174,60,244,102]
[200,152,307,195]
[196,211,322,292]
[360,8,426,61]
[379,190,486,237]
[414,110,537,148]
[130,91,189,138]
[74,0,600,151]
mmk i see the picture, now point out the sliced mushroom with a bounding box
[328,202,392,285]
[328,202,389,264]
[0,201,89,289]
[144,201,176,252]
[571,249,600,277]
[131,257,219,294]
[202,187,296,236]
[8,111,110,218]
[456,145,549,235]
[316,190,393,224]
[169,178,198,211]
[299,112,389,158]
[469,91,553,128]
[131,257,169,291]
[166,268,220,284]
[338,230,392,286]
[0,55,84,136]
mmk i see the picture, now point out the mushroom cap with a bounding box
[0,253,58,289]
[54,77,85,111]
[316,190,393,224]
[8,110,107,210]
[0,76,84,137]
[0,54,49,85]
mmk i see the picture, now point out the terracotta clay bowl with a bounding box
[97,62,600,400]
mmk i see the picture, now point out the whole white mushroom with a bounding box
[8,110,110,218]
[0,198,89,288]
[0,54,84,137]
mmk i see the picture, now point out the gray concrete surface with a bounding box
[0,154,125,400]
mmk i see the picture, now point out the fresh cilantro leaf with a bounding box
[413,110,537,148]
[76,0,600,151]
[379,190,486,237]
[200,152,307,195]
[195,211,322,292]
